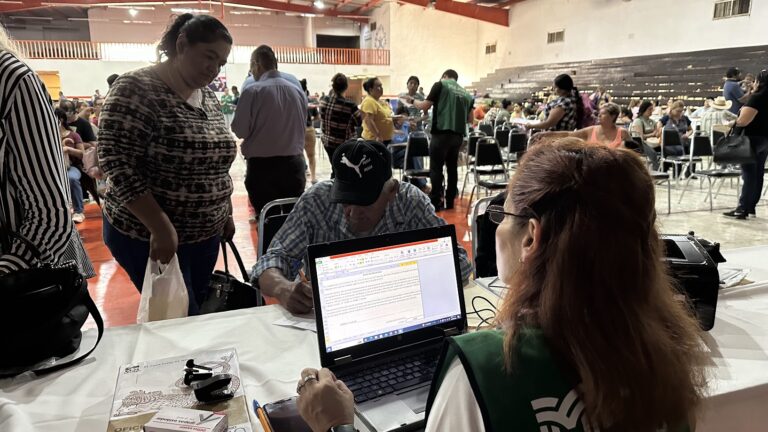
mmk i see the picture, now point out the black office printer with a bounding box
[661,233,722,331]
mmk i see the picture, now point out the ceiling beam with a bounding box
[398,0,508,26]
[352,0,380,14]
[493,0,523,8]
[332,0,354,11]
[0,0,369,21]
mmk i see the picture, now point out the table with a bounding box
[2,249,767,432]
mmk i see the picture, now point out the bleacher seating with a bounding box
[471,45,768,106]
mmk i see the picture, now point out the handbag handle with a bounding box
[220,239,250,283]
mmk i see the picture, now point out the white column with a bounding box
[304,16,315,47]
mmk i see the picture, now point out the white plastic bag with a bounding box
[137,255,189,323]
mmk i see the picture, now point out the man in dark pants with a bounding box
[232,45,308,215]
[406,69,473,210]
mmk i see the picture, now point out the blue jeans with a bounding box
[67,166,84,213]
[103,216,220,315]
[390,146,427,189]
[738,136,768,214]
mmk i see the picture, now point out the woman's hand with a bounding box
[222,216,235,241]
[297,368,355,432]
[149,220,178,264]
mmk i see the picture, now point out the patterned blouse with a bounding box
[98,67,236,243]
[544,95,578,131]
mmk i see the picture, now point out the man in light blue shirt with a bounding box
[232,45,308,214]
[723,67,751,115]
[253,140,471,314]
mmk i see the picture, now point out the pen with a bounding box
[252,399,274,432]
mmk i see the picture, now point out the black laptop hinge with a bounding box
[334,355,353,366]
[443,327,460,337]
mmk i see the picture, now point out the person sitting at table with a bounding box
[527,74,585,132]
[658,101,693,155]
[618,107,633,125]
[294,138,707,432]
[495,99,512,124]
[530,103,630,149]
[700,96,737,137]
[691,97,714,118]
[252,139,471,314]
[511,103,524,119]
[631,100,661,142]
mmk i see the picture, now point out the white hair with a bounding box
[0,23,20,57]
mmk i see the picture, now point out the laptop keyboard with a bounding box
[336,349,440,404]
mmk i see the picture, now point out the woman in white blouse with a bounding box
[294,138,707,432]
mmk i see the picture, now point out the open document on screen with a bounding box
[315,237,462,353]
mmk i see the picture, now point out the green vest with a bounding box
[435,79,472,135]
[426,329,689,432]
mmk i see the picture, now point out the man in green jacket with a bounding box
[407,69,473,210]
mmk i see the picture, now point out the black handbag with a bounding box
[200,239,260,314]
[0,154,103,378]
[714,127,755,164]
[0,221,103,378]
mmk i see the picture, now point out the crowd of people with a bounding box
[2,12,768,431]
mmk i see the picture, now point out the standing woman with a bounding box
[527,74,585,131]
[98,14,236,315]
[300,78,319,184]
[0,25,94,277]
[360,77,395,144]
[319,73,359,163]
[724,69,768,220]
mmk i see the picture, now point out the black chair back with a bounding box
[690,135,713,157]
[479,123,494,136]
[468,132,486,157]
[475,138,505,167]
[508,133,527,153]
[257,198,298,258]
[712,129,726,147]
[494,126,511,149]
[662,128,682,148]
[404,132,429,169]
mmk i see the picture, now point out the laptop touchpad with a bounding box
[359,385,429,431]
[399,384,429,414]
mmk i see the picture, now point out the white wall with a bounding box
[87,6,358,47]
[26,58,390,97]
[476,0,768,72]
[387,3,487,90]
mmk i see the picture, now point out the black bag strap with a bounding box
[221,239,250,282]
[32,285,104,376]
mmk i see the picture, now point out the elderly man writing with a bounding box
[252,139,472,314]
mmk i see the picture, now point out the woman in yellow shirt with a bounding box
[361,77,395,143]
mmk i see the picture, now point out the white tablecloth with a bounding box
[2,247,767,432]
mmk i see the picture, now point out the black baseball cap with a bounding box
[330,139,392,206]
[726,67,741,78]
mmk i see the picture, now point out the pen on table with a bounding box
[252,399,274,432]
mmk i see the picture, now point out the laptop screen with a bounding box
[314,236,462,353]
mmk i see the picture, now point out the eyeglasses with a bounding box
[485,205,535,224]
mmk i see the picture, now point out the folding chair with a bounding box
[635,136,672,214]
[460,131,487,198]
[403,131,431,185]
[470,195,497,279]
[257,197,299,258]
[506,132,528,171]
[678,137,741,210]
[466,137,509,216]
[478,122,494,137]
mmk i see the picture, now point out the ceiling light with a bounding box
[314,0,325,9]
[109,5,155,9]
[171,7,212,13]
[128,8,138,16]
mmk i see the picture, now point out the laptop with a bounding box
[307,225,467,432]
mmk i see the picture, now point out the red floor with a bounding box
[81,194,474,328]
